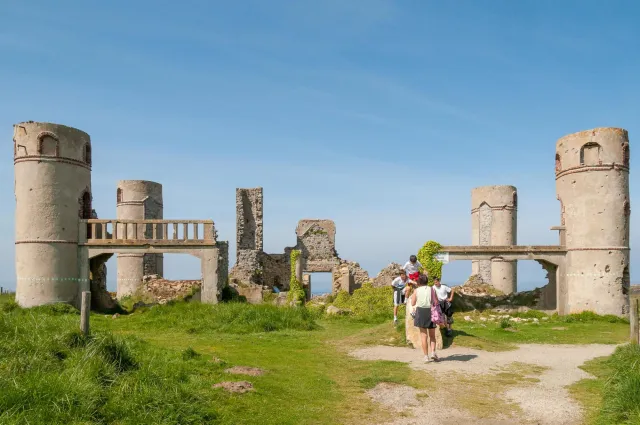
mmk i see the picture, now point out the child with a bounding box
[433,276,455,337]
[391,270,410,324]
[403,255,423,282]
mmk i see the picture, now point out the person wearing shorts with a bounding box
[391,270,410,324]
[403,255,423,282]
[410,274,439,362]
[433,276,454,337]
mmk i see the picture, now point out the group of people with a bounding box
[391,255,455,363]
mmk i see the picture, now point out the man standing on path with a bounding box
[391,270,410,324]
[403,255,423,282]
[433,276,455,337]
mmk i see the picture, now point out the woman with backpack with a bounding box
[410,274,444,362]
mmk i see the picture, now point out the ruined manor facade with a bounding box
[12,121,632,317]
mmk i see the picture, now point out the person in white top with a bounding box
[403,255,423,282]
[410,275,439,362]
[391,270,410,324]
[433,276,454,337]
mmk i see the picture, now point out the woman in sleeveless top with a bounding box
[410,274,439,362]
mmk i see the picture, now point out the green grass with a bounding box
[0,291,635,425]
[570,344,640,425]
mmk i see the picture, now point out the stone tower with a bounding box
[555,127,630,316]
[471,185,518,294]
[116,180,163,298]
[14,121,92,307]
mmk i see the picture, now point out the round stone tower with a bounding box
[471,185,518,294]
[555,128,630,316]
[14,121,92,307]
[116,180,163,298]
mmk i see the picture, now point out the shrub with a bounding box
[500,318,511,329]
[417,240,443,281]
[330,283,395,323]
[287,250,306,306]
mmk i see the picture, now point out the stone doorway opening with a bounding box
[305,272,333,299]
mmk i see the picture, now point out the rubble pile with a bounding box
[141,274,201,303]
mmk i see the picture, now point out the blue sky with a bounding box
[0,0,638,293]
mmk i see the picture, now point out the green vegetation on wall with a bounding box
[287,250,306,306]
[417,240,443,283]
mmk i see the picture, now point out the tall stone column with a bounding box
[116,180,163,298]
[556,127,630,316]
[471,185,518,294]
[14,122,92,308]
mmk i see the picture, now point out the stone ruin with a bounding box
[229,188,371,303]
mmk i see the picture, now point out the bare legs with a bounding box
[419,327,438,359]
[419,328,429,355]
[428,328,436,354]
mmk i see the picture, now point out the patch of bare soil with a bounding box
[212,381,254,393]
[366,383,515,425]
[351,343,617,425]
[225,366,266,376]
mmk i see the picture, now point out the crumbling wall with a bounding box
[295,219,339,272]
[332,260,369,293]
[236,188,263,255]
[371,262,403,288]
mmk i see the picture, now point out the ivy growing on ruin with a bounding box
[417,240,443,283]
[287,249,306,306]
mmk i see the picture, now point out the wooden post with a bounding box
[631,286,640,344]
[80,291,91,336]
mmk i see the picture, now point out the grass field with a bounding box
[0,292,636,424]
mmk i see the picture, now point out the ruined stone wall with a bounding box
[236,187,263,255]
[295,219,340,272]
[371,262,403,288]
[556,127,630,316]
[332,260,369,293]
[14,121,92,308]
[116,180,163,298]
[470,185,518,294]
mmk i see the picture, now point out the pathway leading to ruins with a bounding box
[350,343,617,425]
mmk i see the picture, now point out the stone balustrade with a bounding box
[80,219,216,245]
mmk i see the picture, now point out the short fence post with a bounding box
[80,291,91,336]
[631,297,639,345]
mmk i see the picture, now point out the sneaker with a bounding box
[431,353,440,362]
[393,318,398,324]
[423,355,431,363]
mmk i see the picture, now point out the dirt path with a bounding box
[351,344,617,425]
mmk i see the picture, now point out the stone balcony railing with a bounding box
[80,219,217,245]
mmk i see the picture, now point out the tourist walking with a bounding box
[403,255,423,282]
[410,275,440,362]
[433,276,455,337]
[391,270,410,324]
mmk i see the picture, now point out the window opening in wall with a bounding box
[555,153,561,172]
[308,272,332,297]
[81,192,92,219]
[38,134,59,156]
[623,144,630,168]
[117,188,123,204]
[512,192,518,208]
[580,142,602,166]
[84,144,92,165]
[622,266,630,295]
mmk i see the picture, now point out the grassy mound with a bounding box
[125,300,319,334]
[593,344,640,424]
[330,283,397,323]
[0,305,219,424]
